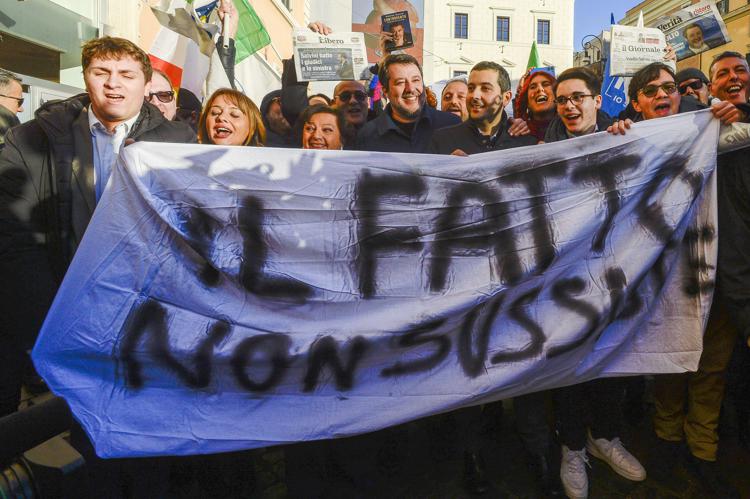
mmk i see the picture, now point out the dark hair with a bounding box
[295,104,352,148]
[470,61,511,93]
[556,67,601,96]
[628,62,675,102]
[683,23,703,36]
[308,93,332,105]
[709,51,749,80]
[378,53,422,91]
[81,36,153,82]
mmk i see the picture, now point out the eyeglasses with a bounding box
[678,80,704,94]
[639,82,678,98]
[336,91,367,102]
[0,94,23,106]
[554,94,596,106]
[147,91,175,103]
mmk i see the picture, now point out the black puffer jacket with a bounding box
[0,93,195,347]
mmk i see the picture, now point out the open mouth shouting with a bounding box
[652,100,673,116]
[211,125,233,141]
[723,83,746,102]
[562,111,582,128]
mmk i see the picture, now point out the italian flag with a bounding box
[143,0,271,100]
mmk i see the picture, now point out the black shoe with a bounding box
[648,438,683,482]
[686,455,740,499]
[463,451,491,495]
[527,452,564,497]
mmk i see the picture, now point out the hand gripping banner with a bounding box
[34,111,719,458]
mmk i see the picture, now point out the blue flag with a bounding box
[601,14,627,118]
[600,55,628,118]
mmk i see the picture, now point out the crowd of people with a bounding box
[0,13,749,499]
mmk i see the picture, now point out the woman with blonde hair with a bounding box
[198,88,266,146]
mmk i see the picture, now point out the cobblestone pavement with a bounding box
[169,387,750,499]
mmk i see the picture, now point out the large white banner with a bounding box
[33,111,719,458]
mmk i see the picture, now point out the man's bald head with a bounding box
[332,80,369,128]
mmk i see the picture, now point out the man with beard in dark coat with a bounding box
[354,53,459,152]
[429,61,537,154]
[428,61,561,498]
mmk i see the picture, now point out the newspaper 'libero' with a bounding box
[651,0,730,61]
[609,25,666,77]
[293,30,368,82]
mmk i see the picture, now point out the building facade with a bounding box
[621,0,750,76]
[423,0,574,84]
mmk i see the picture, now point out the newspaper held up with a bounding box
[651,0,731,61]
[610,25,667,77]
[293,30,367,82]
[382,11,414,52]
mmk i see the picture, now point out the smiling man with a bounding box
[709,51,750,107]
[544,67,613,142]
[441,78,468,120]
[332,80,370,130]
[390,22,406,47]
[429,61,536,154]
[593,60,744,499]
[543,67,648,499]
[0,36,194,423]
[354,53,459,152]
[684,23,710,54]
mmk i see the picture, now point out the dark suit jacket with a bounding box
[354,104,460,153]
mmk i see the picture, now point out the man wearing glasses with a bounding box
[544,67,614,142]
[0,68,23,150]
[332,80,370,130]
[626,63,708,120]
[542,67,647,499]
[605,60,744,498]
[676,68,711,106]
[147,69,177,120]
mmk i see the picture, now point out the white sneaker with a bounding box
[586,432,646,481]
[560,445,589,499]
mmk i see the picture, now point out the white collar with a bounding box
[88,107,140,135]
